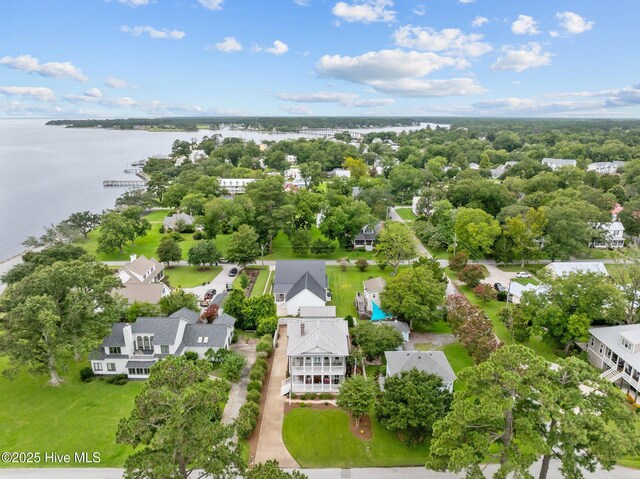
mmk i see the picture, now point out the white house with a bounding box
[163,212,194,231]
[590,222,625,248]
[542,158,577,171]
[587,325,640,404]
[490,161,518,179]
[353,222,382,250]
[507,282,546,304]
[284,168,306,189]
[327,168,351,178]
[219,178,256,195]
[468,162,480,170]
[587,161,626,174]
[89,308,235,379]
[282,318,350,395]
[544,261,609,278]
[412,196,421,216]
[383,351,456,393]
[116,255,170,304]
[274,260,330,316]
[378,320,410,342]
[363,277,385,313]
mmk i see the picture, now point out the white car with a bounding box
[515,271,532,278]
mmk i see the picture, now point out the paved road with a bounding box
[2,461,640,479]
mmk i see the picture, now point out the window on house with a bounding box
[197,337,203,344]
[93,363,103,371]
[109,347,121,354]
[589,337,594,347]
[143,336,151,350]
[275,294,285,302]
[599,344,604,354]
[128,368,135,375]
[313,356,321,365]
[107,363,116,372]
[622,338,632,351]
[203,337,209,343]
[161,345,169,354]
[136,337,143,350]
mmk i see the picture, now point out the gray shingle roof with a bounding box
[116,283,167,304]
[385,351,456,384]
[274,260,327,296]
[379,320,410,335]
[103,323,128,347]
[180,324,230,349]
[169,307,201,324]
[355,222,382,242]
[212,313,236,327]
[363,277,386,292]
[163,213,194,230]
[132,317,183,345]
[125,360,156,369]
[287,272,326,301]
[589,325,640,372]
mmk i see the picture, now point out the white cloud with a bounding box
[555,12,594,34]
[293,0,310,5]
[458,0,474,4]
[472,96,605,114]
[120,25,185,40]
[277,91,394,107]
[549,31,559,38]
[254,40,289,55]
[367,77,486,97]
[0,86,56,102]
[105,77,132,89]
[511,15,539,35]
[332,0,396,24]
[491,43,551,72]
[212,37,243,52]
[393,25,492,57]
[471,16,489,28]
[0,54,88,82]
[117,0,153,6]
[413,4,426,16]
[198,0,224,10]
[282,105,313,115]
[84,87,103,98]
[317,49,462,83]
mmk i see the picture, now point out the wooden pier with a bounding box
[124,168,142,174]
[103,179,147,187]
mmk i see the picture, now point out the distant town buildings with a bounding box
[587,161,626,174]
[219,178,256,195]
[542,158,577,170]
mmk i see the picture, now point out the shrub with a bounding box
[236,409,258,439]
[256,316,278,336]
[256,351,268,360]
[345,314,354,328]
[256,336,273,356]
[220,351,247,382]
[159,225,165,234]
[473,283,498,304]
[338,258,348,272]
[449,252,468,272]
[246,389,262,404]
[170,231,185,242]
[181,224,195,234]
[247,380,263,393]
[183,351,199,362]
[249,368,265,383]
[79,367,95,382]
[192,230,206,240]
[497,290,508,302]
[298,402,307,408]
[239,272,250,289]
[355,258,369,272]
[319,393,332,400]
[310,237,336,255]
[459,264,487,288]
[231,332,239,344]
[106,373,128,385]
[379,365,387,376]
[252,357,268,373]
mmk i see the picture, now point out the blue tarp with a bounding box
[371,301,392,321]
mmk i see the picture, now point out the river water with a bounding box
[0,119,447,261]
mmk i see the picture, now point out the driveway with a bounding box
[184,263,238,304]
[254,325,298,467]
[481,264,517,290]
[221,338,257,424]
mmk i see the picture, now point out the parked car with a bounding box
[226,283,234,291]
[494,282,505,293]
[515,271,532,278]
[199,288,217,307]
[229,267,238,277]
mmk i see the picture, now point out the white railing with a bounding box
[290,365,345,375]
[281,377,291,396]
[291,382,342,393]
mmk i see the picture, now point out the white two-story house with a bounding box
[590,221,625,248]
[116,254,170,304]
[542,158,577,171]
[89,308,235,379]
[219,178,256,195]
[353,222,382,251]
[274,260,331,316]
[587,325,640,404]
[281,319,350,395]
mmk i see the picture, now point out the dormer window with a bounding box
[622,337,633,351]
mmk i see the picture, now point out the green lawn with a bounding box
[326,265,400,317]
[414,320,452,334]
[425,246,450,260]
[496,264,546,273]
[164,265,222,288]
[249,267,270,297]
[282,408,431,468]
[0,358,143,468]
[395,208,416,222]
[263,229,375,261]
[512,277,539,286]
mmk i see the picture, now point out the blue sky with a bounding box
[1,0,639,118]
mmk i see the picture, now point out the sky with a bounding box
[1,0,639,118]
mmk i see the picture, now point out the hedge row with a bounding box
[235,340,272,439]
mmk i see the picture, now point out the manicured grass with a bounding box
[326,265,400,317]
[497,264,546,273]
[0,358,143,468]
[606,263,625,280]
[248,267,270,297]
[282,408,431,468]
[442,343,474,374]
[263,229,375,261]
[512,277,539,286]
[425,246,450,259]
[414,320,452,334]
[395,207,416,222]
[164,265,222,288]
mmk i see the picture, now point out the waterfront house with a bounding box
[219,178,256,195]
[383,351,456,393]
[163,212,194,231]
[116,254,170,304]
[542,158,577,170]
[274,260,330,316]
[282,318,350,395]
[89,308,235,379]
[587,325,640,404]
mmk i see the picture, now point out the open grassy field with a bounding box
[282,408,431,468]
[395,207,416,222]
[164,265,222,288]
[0,358,143,468]
[326,265,400,317]
[263,228,375,261]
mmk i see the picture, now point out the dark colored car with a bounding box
[229,267,238,277]
[494,282,505,293]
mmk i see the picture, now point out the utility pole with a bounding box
[260,243,267,268]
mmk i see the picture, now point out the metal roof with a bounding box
[545,262,608,277]
[299,306,337,318]
[286,319,349,356]
[590,325,640,371]
[385,351,457,384]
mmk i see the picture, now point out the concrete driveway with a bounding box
[254,325,298,467]
[184,263,238,304]
[222,339,257,424]
[481,264,518,290]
